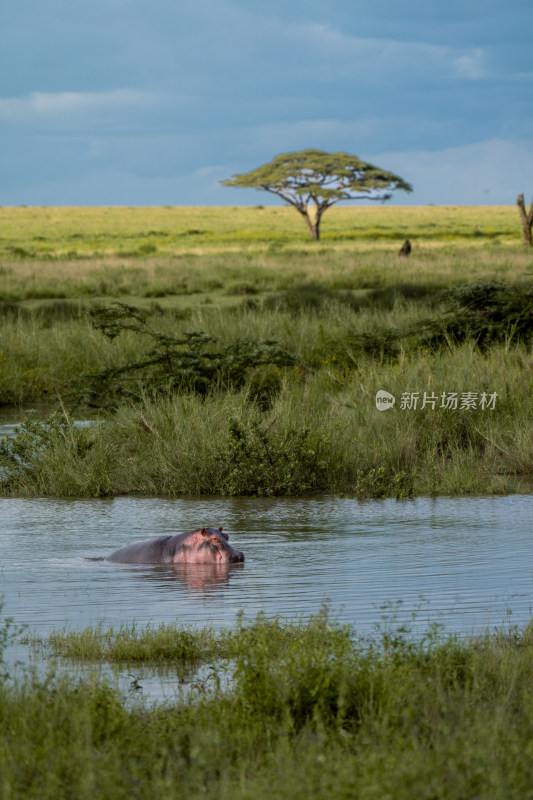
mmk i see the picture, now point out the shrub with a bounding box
[0,411,93,487]
[218,416,327,496]
[83,302,296,404]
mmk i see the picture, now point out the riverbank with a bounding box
[4,610,533,799]
[1,338,531,497]
[1,207,531,498]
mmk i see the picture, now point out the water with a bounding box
[1,494,532,633]
[1,495,531,699]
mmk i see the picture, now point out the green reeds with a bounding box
[44,621,228,664]
[1,340,531,497]
[5,610,533,799]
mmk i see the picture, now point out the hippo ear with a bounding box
[200,528,208,536]
[218,525,229,540]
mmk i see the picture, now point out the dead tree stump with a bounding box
[517,194,533,246]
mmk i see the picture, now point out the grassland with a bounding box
[4,610,533,799]
[1,207,533,798]
[0,205,532,498]
[0,205,522,259]
[0,205,529,301]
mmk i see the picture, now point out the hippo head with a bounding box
[175,527,245,565]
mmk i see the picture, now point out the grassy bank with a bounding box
[1,340,531,498]
[5,610,533,799]
[1,206,532,498]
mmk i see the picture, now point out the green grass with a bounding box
[1,247,531,306]
[0,205,531,304]
[0,206,532,498]
[1,281,531,403]
[1,339,531,497]
[6,610,533,799]
[42,621,230,664]
[0,205,524,259]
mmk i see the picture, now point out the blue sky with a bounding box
[2,0,532,206]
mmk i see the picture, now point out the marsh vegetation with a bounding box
[2,206,533,798]
[4,609,533,799]
[0,205,531,498]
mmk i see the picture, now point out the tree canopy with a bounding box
[221,149,413,239]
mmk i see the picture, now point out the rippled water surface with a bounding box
[1,495,532,639]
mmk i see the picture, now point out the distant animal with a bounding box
[398,239,412,257]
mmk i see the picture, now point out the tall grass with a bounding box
[0,314,121,404]
[5,609,533,799]
[1,283,531,405]
[1,341,531,497]
[1,207,531,498]
[1,246,531,303]
[44,621,229,664]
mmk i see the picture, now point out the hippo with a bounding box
[106,527,244,565]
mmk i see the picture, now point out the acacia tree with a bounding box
[221,149,412,240]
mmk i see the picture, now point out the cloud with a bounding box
[269,20,491,83]
[0,90,161,120]
[0,167,232,207]
[368,139,533,204]
[0,0,530,206]
[452,49,488,79]
[217,115,461,167]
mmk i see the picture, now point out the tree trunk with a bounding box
[308,219,320,240]
[302,211,320,240]
[517,194,533,246]
[302,204,322,240]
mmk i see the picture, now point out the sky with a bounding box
[1,0,532,206]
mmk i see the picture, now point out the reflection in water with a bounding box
[1,494,532,641]
[120,562,245,594]
[2,493,532,701]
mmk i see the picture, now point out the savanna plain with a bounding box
[1,204,533,799]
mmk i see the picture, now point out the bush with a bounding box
[246,365,283,410]
[0,411,93,487]
[83,302,297,404]
[218,416,327,496]
[346,281,533,360]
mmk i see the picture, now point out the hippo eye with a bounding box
[211,537,220,545]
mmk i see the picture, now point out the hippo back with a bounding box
[106,535,174,564]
